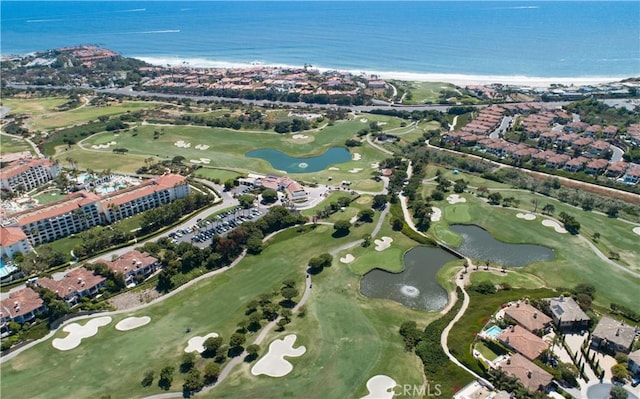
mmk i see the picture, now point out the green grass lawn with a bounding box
[53,146,151,174]
[31,101,157,130]
[3,97,68,114]
[470,270,546,290]
[32,189,63,205]
[429,192,640,309]
[474,341,500,361]
[0,134,34,156]
[391,81,457,105]
[1,220,433,399]
[194,168,244,182]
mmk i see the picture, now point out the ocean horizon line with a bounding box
[136,55,637,89]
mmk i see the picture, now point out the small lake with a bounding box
[360,246,457,311]
[245,147,351,173]
[450,224,555,268]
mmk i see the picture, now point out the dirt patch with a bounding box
[108,289,162,311]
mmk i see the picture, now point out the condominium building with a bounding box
[36,267,106,307]
[0,287,46,325]
[0,159,60,192]
[91,250,160,286]
[0,226,32,259]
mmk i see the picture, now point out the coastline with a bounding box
[136,56,635,89]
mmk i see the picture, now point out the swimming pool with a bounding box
[484,325,504,339]
[0,260,18,278]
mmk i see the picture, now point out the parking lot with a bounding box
[169,206,266,248]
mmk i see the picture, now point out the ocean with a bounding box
[1,1,639,81]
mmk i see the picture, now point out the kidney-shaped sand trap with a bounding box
[185,332,219,353]
[374,236,393,252]
[431,207,442,222]
[251,334,306,377]
[516,212,536,221]
[446,194,467,204]
[52,316,112,351]
[360,375,398,399]
[542,219,567,233]
[340,254,355,264]
[115,316,151,331]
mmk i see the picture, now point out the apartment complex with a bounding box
[0,226,32,259]
[0,159,60,192]
[0,287,46,325]
[3,174,189,246]
[36,267,106,307]
[91,250,160,286]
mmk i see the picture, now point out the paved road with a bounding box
[610,144,624,163]
[488,116,512,139]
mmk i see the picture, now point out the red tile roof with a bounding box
[94,250,158,276]
[498,325,549,360]
[0,226,28,247]
[14,191,102,226]
[36,267,105,299]
[0,287,44,320]
[100,174,186,207]
[504,303,552,333]
[499,353,554,392]
[0,159,54,179]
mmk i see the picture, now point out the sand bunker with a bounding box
[115,316,151,331]
[374,236,393,252]
[251,334,306,377]
[431,207,442,222]
[340,254,355,264]
[633,227,640,236]
[360,375,397,399]
[292,134,309,140]
[542,219,568,234]
[200,158,211,164]
[328,167,340,171]
[446,194,467,204]
[91,141,117,150]
[352,153,362,161]
[194,144,210,150]
[174,140,191,148]
[52,316,112,351]
[190,159,202,164]
[360,118,368,123]
[370,162,380,169]
[349,168,364,173]
[516,213,536,221]
[185,332,219,353]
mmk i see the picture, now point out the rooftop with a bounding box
[546,296,590,323]
[503,302,552,332]
[592,316,637,350]
[0,225,29,247]
[0,287,44,320]
[498,353,554,392]
[94,250,158,276]
[498,325,549,360]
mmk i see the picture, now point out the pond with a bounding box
[450,224,555,268]
[586,383,638,399]
[245,147,351,173]
[360,246,458,311]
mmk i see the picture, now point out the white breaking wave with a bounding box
[117,8,146,13]
[138,30,181,34]
[26,19,63,23]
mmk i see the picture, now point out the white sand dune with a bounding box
[349,168,364,173]
[542,219,568,234]
[52,316,112,351]
[516,213,536,221]
[340,254,355,264]
[374,236,393,252]
[251,334,306,377]
[360,375,397,399]
[115,316,151,331]
[633,227,640,236]
[446,194,467,204]
[292,134,309,139]
[185,332,219,353]
[352,153,362,161]
[431,207,442,222]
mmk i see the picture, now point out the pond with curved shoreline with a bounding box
[245,147,351,173]
[360,246,457,311]
[450,224,555,267]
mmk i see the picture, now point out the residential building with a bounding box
[628,350,640,376]
[498,353,554,393]
[0,287,46,325]
[623,166,640,185]
[0,226,32,259]
[101,174,189,222]
[93,250,160,286]
[498,325,549,361]
[0,159,60,192]
[545,154,571,169]
[591,316,637,354]
[606,161,628,178]
[585,159,609,175]
[503,302,552,334]
[12,191,103,246]
[588,140,611,158]
[36,267,106,307]
[546,296,591,330]
[564,156,588,173]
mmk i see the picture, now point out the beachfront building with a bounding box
[36,267,106,307]
[93,250,160,287]
[497,353,554,393]
[101,174,190,222]
[503,302,552,335]
[3,174,189,246]
[0,158,60,193]
[0,287,46,326]
[590,316,637,354]
[546,296,591,330]
[0,226,32,259]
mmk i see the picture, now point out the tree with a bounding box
[238,194,256,209]
[592,232,601,242]
[246,344,260,357]
[141,370,154,387]
[488,192,502,205]
[610,386,629,399]
[357,208,374,222]
[391,217,404,231]
[183,368,203,393]
[611,363,629,382]
[453,179,468,194]
[229,332,246,348]
[531,198,539,213]
[172,155,186,164]
[372,194,387,210]
[542,204,555,215]
[430,190,445,201]
[203,362,221,384]
[158,366,175,390]
[333,220,351,235]
[223,179,235,191]
[203,336,224,356]
[281,286,299,302]
[261,189,278,203]
[181,352,197,372]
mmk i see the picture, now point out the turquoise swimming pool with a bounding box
[484,325,504,339]
[0,260,18,278]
